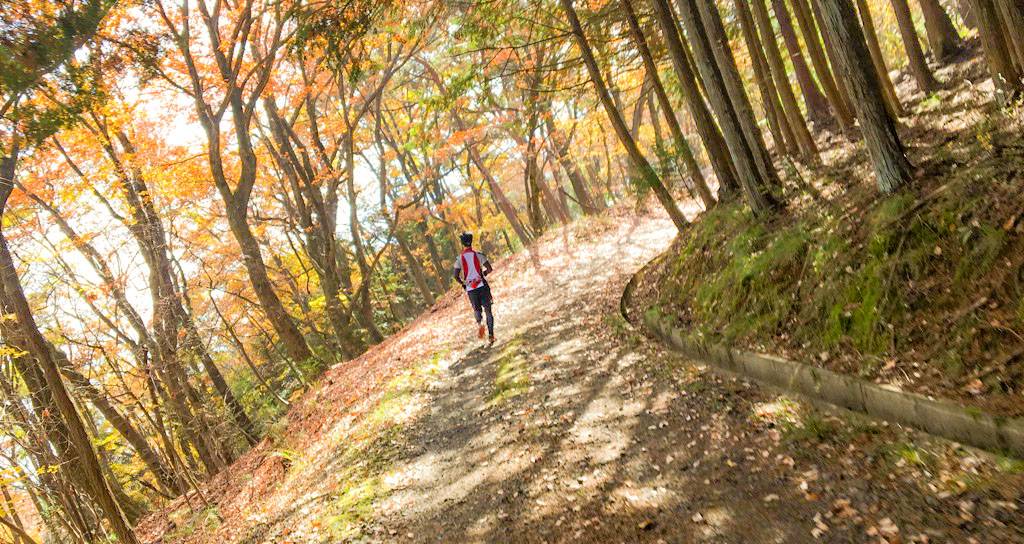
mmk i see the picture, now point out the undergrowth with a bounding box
[653,143,1024,409]
[324,351,445,540]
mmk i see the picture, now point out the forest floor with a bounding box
[634,47,1024,417]
[139,202,1024,543]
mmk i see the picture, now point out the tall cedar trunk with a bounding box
[995,0,1024,71]
[749,0,821,158]
[807,0,858,113]
[818,0,914,192]
[772,0,833,124]
[697,0,783,194]
[677,0,782,214]
[630,78,652,139]
[958,0,979,27]
[856,0,907,116]
[890,0,941,92]
[973,0,1024,101]
[0,156,140,544]
[918,0,963,61]
[789,0,856,129]
[621,0,716,208]
[560,0,690,231]
[733,0,797,157]
[649,0,742,197]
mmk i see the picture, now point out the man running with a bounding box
[453,232,495,345]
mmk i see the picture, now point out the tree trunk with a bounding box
[545,118,603,215]
[1,480,30,544]
[61,364,181,494]
[560,0,690,231]
[789,0,856,129]
[973,0,1024,101]
[957,0,979,27]
[649,0,741,197]
[772,0,833,124]
[890,0,941,92]
[995,0,1024,71]
[918,0,963,61]
[226,207,316,361]
[734,0,797,157]
[677,0,782,214]
[749,0,821,158]
[0,157,139,544]
[856,0,907,116]
[818,0,914,193]
[622,0,716,209]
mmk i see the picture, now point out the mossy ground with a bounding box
[489,336,530,405]
[642,65,1024,415]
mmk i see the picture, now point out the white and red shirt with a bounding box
[454,248,489,292]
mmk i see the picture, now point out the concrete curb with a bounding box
[623,255,1024,458]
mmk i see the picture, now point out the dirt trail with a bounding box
[141,209,1023,544]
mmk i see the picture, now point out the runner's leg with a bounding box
[482,286,494,338]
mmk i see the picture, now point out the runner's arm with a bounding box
[452,266,465,288]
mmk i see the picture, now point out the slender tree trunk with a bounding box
[818,0,914,193]
[919,0,963,61]
[677,0,782,214]
[1,483,30,544]
[650,0,741,197]
[891,0,941,92]
[471,147,535,243]
[0,167,139,544]
[560,0,689,231]
[772,0,833,124]
[856,0,907,116]
[789,0,856,129]
[973,0,1024,101]
[697,0,783,185]
[622,0,716,208]
[227,208,316,361]
[734,0,797,157]
[61,364,180,494]
[750,0,820,158]
[545,128,601,215]
[210,298,291,408]
[808,0,858,112]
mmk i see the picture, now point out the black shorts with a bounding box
[467,283,493,312]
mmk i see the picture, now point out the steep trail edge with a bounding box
[140,209,1023,543]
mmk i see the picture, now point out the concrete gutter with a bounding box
[623,255,1024,458]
